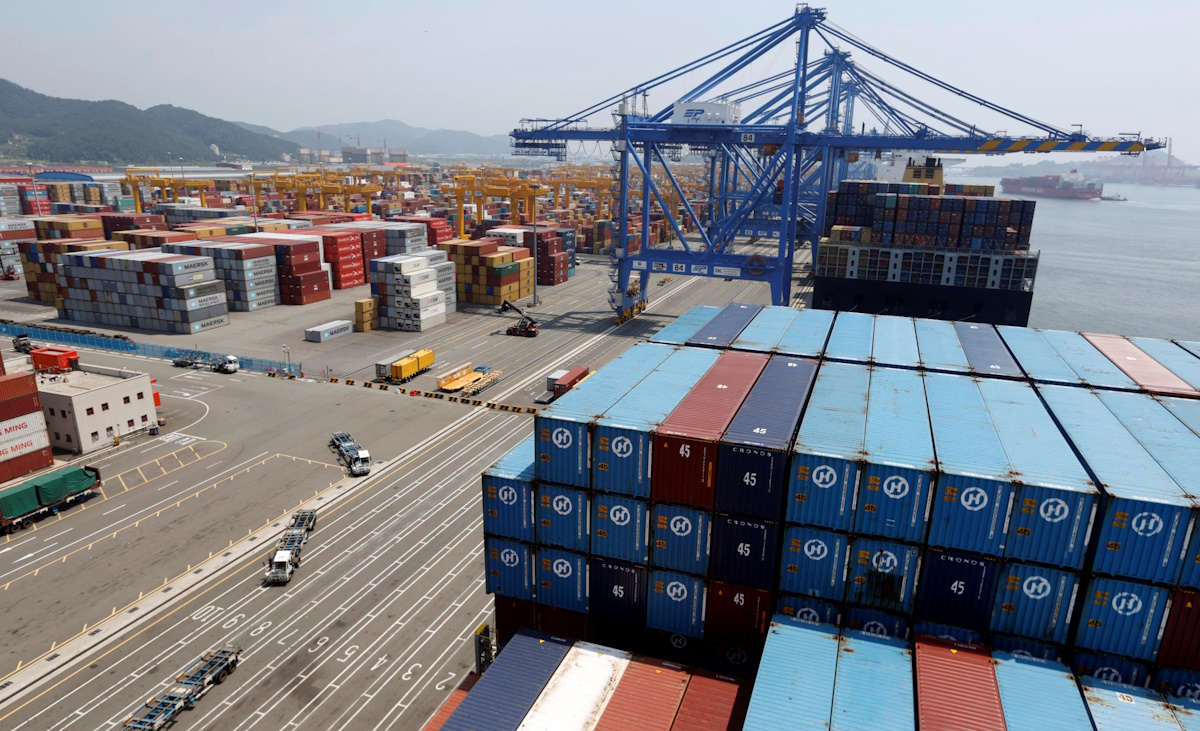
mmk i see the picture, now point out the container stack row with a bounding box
[0,219,34,276]
[160,240,278,312]
[241,232,330,306]
[439,237,533,305]
[368,253,447,331]
[311,228,366,290]
[0,184,21,218]
[0,373,55,482]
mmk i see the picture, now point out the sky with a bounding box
[2,0,1196,159]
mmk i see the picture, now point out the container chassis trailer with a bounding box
[120,644,242,729]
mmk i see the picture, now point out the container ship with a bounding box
[999,170,1102,199]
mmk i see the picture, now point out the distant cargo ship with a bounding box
[999,170,1102,199]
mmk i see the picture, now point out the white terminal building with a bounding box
[34,364,158,454]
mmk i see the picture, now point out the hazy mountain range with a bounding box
[231,119,512,157]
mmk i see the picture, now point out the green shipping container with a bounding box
[33,467,97,505]
[0,482,39,520]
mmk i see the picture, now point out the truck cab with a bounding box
[265,550,296,584]
[344,446,371,476]
[213,355,239,374]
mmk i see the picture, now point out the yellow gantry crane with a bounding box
[451,175,542,238]
[124,168,217,214]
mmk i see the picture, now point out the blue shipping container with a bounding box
[481,436,536,542]
[650,305,720,345]
[731,305,798,353]
[914,548,1000,631]
[990,635,1063,662]
[1080,678,1183,731]
[854,367,936,544]
[650,504,711,575]
[990,562,1079,645]
[913,622,983,645]
[871,315,920,369]
[716,356,817,520]
[1075,653,1150,686]
[845,538,920,613]
[535,484,588,553]
[744,617,840,731]
[535,547,588,613]
[588,558,647,627]
[1074,577,1171,661]
[774,308,835,358]
[592,347,719,498]
[992,652,1095,731]
[777,593,841,625]
[1040,384,1196,585]
[977,378,1098,570]
[998,325,1085,385]
[824,311,875,363]
[1181,341,1200,360]
[1132,337,1200,390]
[924,372,1015,556]
[914,318,971,374]
[710,514,781,589]
[535,342,674,487]
[686,301,762,349]
[1168,398,1200,590]
[954,322,1023,378]
[788,361,870,531]
[831,630,916,731]
[845,607,909,639]
[590,494,649,564]
[779,525,849,600]
[647,569,706,638]
[1154,667,1200,700]
[1036,329,1139,391]
[441,630,572,731]
[484,538,534,601]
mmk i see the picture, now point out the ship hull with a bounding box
[999,180,1101,199]
[813,277,1033,327]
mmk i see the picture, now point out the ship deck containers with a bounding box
[990,562,1079,645]
[1000,326,1140,390]
[913,319,971,374]
[923,372,1015,556]
[1157,588,1200,671]
[591,493,649,563]
[668,669,750,731]
[535,548,587,613]
[854,367,935,544]
[1174,695,1200,729]
[871,315,920,369]
[914,639,1006,731]
[773,308,835,358]
[824,311,874,363]
[650,504,711,575]
[779,525,849,600]
[830,631,915,731]
[1131,337,1200,391]
[999,325,1092,386]
[536,342,675,487]
[705,580,773,645]
[515,642,629,731]
[743,618,840,731]
[1038,384,1196,584]
[482,437,536,542]
[535,484,588,552]
[992,653,1095,731]
[588,558,647,627]
[485,538,534,600]
[441,631,572,731]
[845,538,921,613]
[976,379,1099,570]
[1074,576,1171,660]
[650,306,720,345]
[1159,397,1200,590]
[647,569,707,638]
[592,348,719,498]
[709,514,780,589]
[787,361,871,531]
[686,302,762,349]
[1086,333,1200,398]
[1081,678,1186,731]
[914,548,1001,631]
[591,656,691,731]
[652,351,769,511]
[955,322,1023,378]
[730,306,798,352]
[716,356,817,521]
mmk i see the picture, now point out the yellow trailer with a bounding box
[391,349,435,382]
[436,363,482,392]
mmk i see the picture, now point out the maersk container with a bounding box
[1133,336,1200,391]
[705,580,772,645]
[779,525,849,600]
[913,319,971,374]
[591,495,649,564]
[831,630,916,731]
[954,322,1023,378]
[1080,678,1183,731]
[923,372,1015,556]
[871,315,920,369]
[686,302,762,349]
[777,594,841,625]
[650,504,711,575]
[515,642,630,731]
[485,538,535,601]
[731,305,798,353]
[650,305,721,345]
[715,356,817,520]
[1075,653,1150,686]
[709,514,780,589]
[976,378,1098,570]
[1037,328,1140,391]
[652,351,769,511]
[536,342,674,487]
[774,308,835,358]
[844,538,920,613]
[824,311,875,363]
[592,348,719,498]
[1074,577,1171,661]
[913,622,983,645]
[914,639,1006,731]
[588,558,647,627]
[647,569,706,638]
[535,548,588,614]
[743,617,839,731]
[854,367,936,544]
[990,562,1079,645]
[992,652,1095,731]
[482,437,536,542]
[845,607,908,639]
[914,548,1000,631]
[1155,667,1200,700]
[535,484,588,553]
[441,630,572,731]
[1039,384,1196,585]
[788,361,871,531]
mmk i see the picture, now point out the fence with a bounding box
[0,324,301,376]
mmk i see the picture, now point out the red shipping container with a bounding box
[420,673,480,731]
[594,656,690,731]
[536,605,589,641]
[669,670,750,731]
[0,394,42,423]
[494,596,537,646]
[1157,589,1200,670]
[914,639,1006,731]
[1083,332,1200,398]
[0,447,54,484]
[704,581,772,646]
[0,373,37,403]
[552,366,589,398]
[651,351,769,509]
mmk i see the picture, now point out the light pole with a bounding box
[530,183,542,306]
[282,345,291,375]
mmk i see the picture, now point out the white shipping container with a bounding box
[0,411,47,443]
[0,429,50,462]
[516,642,631,731]
[305,320,354,343]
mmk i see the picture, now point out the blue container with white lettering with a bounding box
[788,361,870,531]
[777,594,840,625]
[649,504,710,575]
[590,494,649,564]
[484,537,534,601]
[534,547,587,613]
[871,315,920,369]
[990,635,1063,662]
[845,607,909,640]
[778,525,849,600]
[481,436,535,542]
[647,569,706,638]
[650,305,720,345]
[955,322,1023,378]
[592,347,719,498]
[1162,397,1200,590]
[1074,653,1149,686]
[990,562,1079,645]
[993,653,1096,731]
[1154,667,1200,700]
[686,302,762,349]
[535,484,588,553]
[845,538,920,614]
[1074,577,1171,661]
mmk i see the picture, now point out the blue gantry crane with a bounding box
[511,5,1164,321]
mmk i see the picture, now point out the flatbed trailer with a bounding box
[121,645,242,729]
[0,465,102,534]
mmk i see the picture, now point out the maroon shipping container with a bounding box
[552,366,589,397]
[0,394,42,423]
[914,639,1006,731]
[593,656,691,731]
[1083,332,1200,398]
[536,605,589,641]
[1158,589,1200,670]
[652,351,769,510]
[0,373,37,404]
[704,581,772,646]
[493,596,537,647]
[0,448,54,484]
[669,669,751,731]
